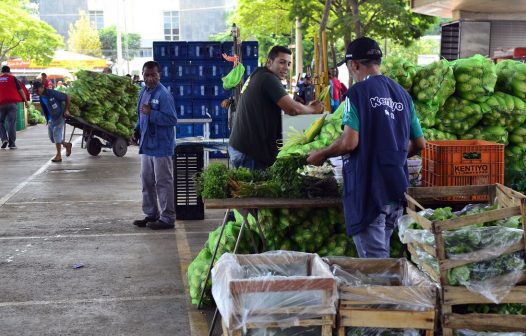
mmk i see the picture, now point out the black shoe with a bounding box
[133,217,157,227]
[147,220,175,230]
[1,141,8,149]
[8,143,16,150]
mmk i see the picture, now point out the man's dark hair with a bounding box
[267,46,292,60]
[356,58,382,67]
[32,80,44,90]
[2,65,10,73]
[142,61,160,72]
[41,72,47,76]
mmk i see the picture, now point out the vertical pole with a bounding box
[321,31,331,111]
[313,35,320,97]
[295,17,303,80]
[116,1,123,75]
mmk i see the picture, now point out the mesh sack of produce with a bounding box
[436,96,484,135]
[411,59,455,108]
[187,247,213,305]
[453,54,497,102]
[481,92,526,131]
[422,128,457,140]
[382,56,417,91]
[461,125,508,145]
[414,101,438,128]
[212,251,337,331]
[505,145,526,171]
[496,59,526,99]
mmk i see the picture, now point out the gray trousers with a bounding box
[352,203,404,258]
[0,103,17,145]
[140,155,176,224]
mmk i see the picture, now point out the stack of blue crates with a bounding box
[153,41,259,155]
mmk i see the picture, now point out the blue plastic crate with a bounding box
[173,61,192,79]
[153,42,172,60]
[241,41,258,59]
[161,81,174,95]
[209,151,228,159]
[158,61,174,81]
[176,124,193,138]
[193,124,204,137]
[208,99,227,119]
[221,42,234,56]
[174,99,193,119]
[172,42,188,59]
[188,42,222,60]
[192,83,230,98]
[244,60,258,79]
[192,100,209,118]
[190,61,228,81]
[172,83,193,98]
[210,120,229,139]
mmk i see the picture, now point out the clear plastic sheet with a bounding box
[346,328,421,336]
[455,330,526,336]
[212,251,337,332]
[325,257,437,311]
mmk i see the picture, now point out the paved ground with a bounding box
[0,124,222,335]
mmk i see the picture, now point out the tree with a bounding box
[289,0,436,64]
[0,0,63,64]
[98,26,141,62]
[67,11,102,57]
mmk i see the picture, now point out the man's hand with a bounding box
[140,104,151,115]
[64,109,71,118]
[307,149,326,166]
[24,101,29,109]
[308,100,324,113]
[130,129,140,145]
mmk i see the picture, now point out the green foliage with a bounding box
[98,25,141,61]
[0,1,63,64]
[67,11,102,57]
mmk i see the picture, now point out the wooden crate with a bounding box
[325,257,438,336]
[217,253,336,336]
[405,184,526,335]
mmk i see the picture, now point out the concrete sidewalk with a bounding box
[0,124,222,335]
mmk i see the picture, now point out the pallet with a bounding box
[217,253,336,336]
[405,183,526,335]
[325,257,437,336]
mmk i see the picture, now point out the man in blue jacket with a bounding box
[132,61,178,230]
[307,37,426,258]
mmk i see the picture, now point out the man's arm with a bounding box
[277,94,323,116]
[307,126,359,166]
[408,136,426,158]
[63,94,71,117]
[14,77,29,107]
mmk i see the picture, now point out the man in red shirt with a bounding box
[0,66,29,149]
[41,72,53,89]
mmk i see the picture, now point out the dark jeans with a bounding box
[228,146,269,171]
[0,103,17,145]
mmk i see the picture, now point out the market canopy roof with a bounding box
[7,50,108,70]
[412,0,526,19]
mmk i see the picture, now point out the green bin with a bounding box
[3,103,25,132]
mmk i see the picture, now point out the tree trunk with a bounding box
[349,0,362,38]
[330,40,337,68]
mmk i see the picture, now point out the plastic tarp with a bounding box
[211,251,337,332]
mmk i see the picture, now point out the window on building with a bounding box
[163,11,180,41]
[89,10,104,30]
[139,48,153,58]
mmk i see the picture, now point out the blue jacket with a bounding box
[135,83,177,157]
[342,75,412,235]
[39,89,68,123]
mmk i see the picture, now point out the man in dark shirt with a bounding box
[294,74,314,104]
[229,46,324,170]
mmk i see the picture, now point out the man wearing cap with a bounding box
[229,46,324,170]
[33,80,73,162]
[307,37,426,258]
[294,74,315,105]
[0,65,29,149]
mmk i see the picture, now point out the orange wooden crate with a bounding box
[422,140,504,201]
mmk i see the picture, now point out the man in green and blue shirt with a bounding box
[308,37,426,258]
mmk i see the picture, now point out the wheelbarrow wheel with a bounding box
[112,137,128,157]
[86,137,102,156]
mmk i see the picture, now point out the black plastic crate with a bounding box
[174,144,204,220]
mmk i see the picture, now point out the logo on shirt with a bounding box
[151,99,159,104]
[370,97,404,111]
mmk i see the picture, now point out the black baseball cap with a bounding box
[345,37,382,61]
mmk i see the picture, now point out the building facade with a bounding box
[38,0,236,74]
